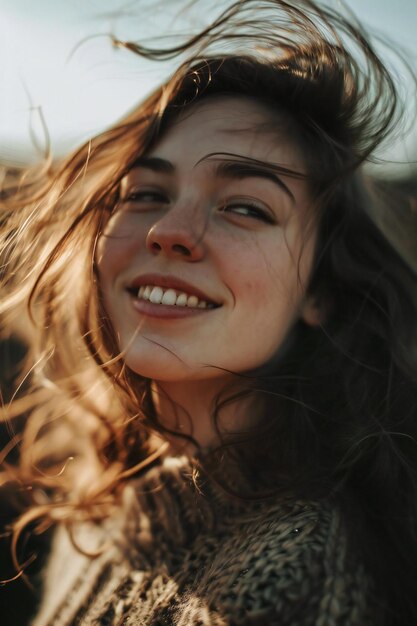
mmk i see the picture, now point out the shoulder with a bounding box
[200,498,376,625]
[31,503,131,626]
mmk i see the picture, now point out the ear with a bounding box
[300,296,323,327]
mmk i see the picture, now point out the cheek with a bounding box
[240,276,279,312]
[96,213,145,282]
[228,240,301,309]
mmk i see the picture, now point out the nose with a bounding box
[145,206,206,261]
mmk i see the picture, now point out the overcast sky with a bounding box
[1,0,416,175]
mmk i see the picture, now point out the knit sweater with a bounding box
[32,455,376,626]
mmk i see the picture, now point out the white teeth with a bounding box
[176,293,188,306]
[187,295,199,307]
[134,284,213,309]
[149,286,163,304]
[161,289,177,305]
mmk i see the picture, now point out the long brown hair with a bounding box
[1,1,416,623]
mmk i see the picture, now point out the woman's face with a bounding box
[97,97,318,382]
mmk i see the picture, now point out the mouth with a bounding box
[127,284,218,309]
[126,275,221,311]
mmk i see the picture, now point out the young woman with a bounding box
[1,1,416,624]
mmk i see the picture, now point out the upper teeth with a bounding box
[137,285,211,309]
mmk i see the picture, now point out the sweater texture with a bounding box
[32,455,376,625]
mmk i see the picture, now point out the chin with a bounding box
[123,350,240,383]
[123,347,202,382]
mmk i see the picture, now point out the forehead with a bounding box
[149,96,304,171]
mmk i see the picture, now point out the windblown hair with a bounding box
[0,1,416,623]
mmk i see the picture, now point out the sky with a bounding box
[1,0,416,176]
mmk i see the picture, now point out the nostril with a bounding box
[172,244,191,256]
[151,242,162,252]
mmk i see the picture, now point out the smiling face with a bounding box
[97,97,318,383]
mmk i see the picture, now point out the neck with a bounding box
[151,378,254,452]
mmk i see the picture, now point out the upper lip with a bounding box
[127,273,220,306]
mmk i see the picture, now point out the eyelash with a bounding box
[221,202,275,224]
[121,190,275,225]
[121,190,168,204]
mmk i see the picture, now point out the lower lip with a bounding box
[130,296,217,319]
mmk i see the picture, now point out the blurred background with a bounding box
[0,0,416,176]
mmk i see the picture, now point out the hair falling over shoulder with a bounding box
[0,1,416,623]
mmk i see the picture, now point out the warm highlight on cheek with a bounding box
[97,213,143,280]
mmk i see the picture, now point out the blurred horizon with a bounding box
[1,0,416,177]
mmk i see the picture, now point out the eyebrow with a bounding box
[130,155,296,202]
[214,161,295,202]
[131,156,175,174]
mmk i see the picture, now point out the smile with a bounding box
[135,285,215,309]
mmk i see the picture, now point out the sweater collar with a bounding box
[118,454,265,557]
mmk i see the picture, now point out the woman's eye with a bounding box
[222,203,275,224]
[122,190,168,204]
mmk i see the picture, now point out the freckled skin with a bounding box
[97,97,318,384]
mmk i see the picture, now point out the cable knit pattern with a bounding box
[32,456,375,625]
